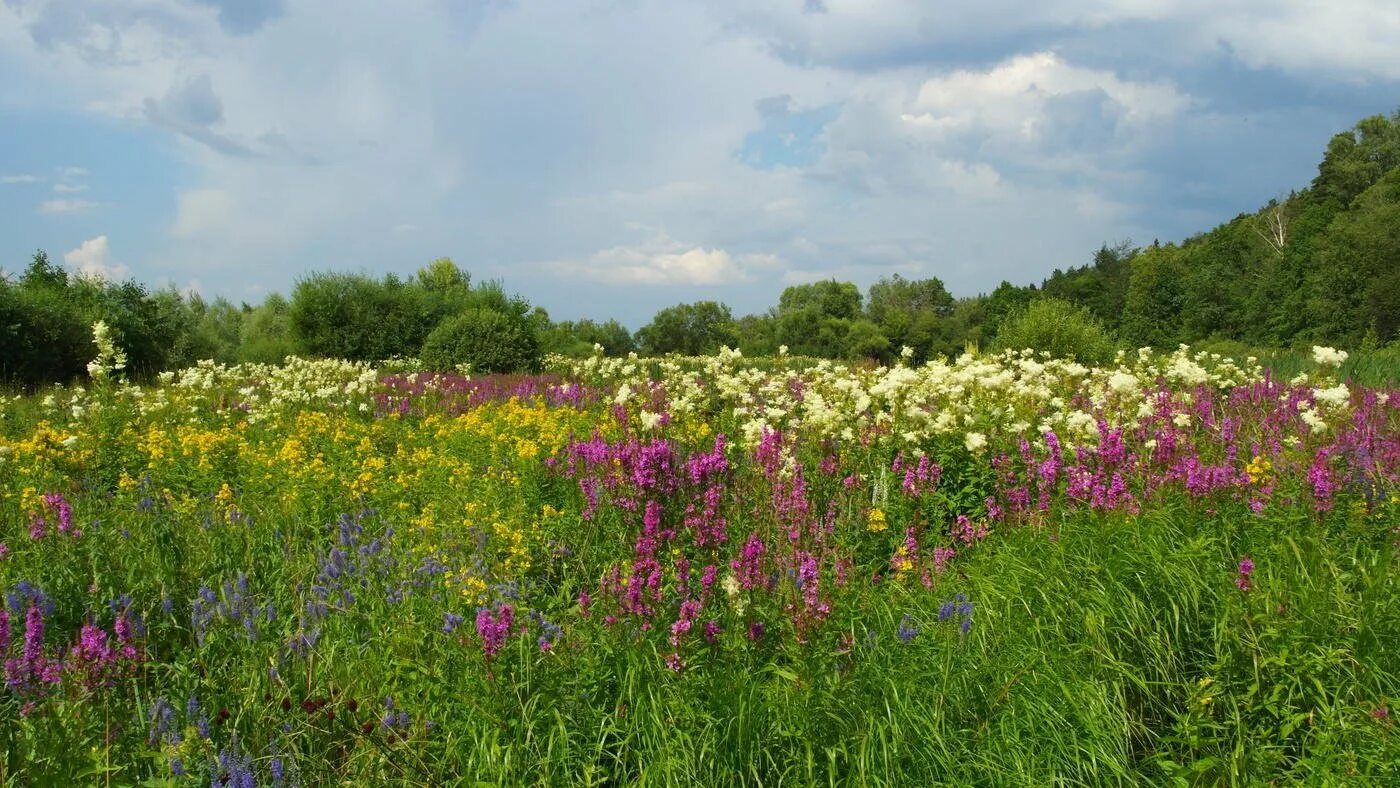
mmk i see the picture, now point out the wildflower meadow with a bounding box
[1,334,1396,784]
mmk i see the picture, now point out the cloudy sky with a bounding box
[2,0,1397,326]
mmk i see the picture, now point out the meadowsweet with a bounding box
[1311,346,1348,367]
[86,320,128,381]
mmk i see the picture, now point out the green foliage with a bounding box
[865,274,955,362]
[993,296,1117,363]
[637,301,738,355]
[238,294,297,363]
[289,272,433,361]
[540,318,636,357]
[420,307,541,373]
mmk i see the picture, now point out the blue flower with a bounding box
[897,614,919,643]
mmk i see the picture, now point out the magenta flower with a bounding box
[475,604,514,658]
[1236,556,1254,591]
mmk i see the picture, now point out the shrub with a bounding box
[420,308,541,373]
[992,297,1117,364]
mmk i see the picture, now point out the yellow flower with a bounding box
[866,507,888,533]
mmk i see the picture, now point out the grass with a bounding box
[0,355,1396,784]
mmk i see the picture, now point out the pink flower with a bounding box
[1236,556,1254,591]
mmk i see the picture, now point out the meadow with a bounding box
[0,336,1397,785]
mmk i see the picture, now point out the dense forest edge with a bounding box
[4,110,1399,387]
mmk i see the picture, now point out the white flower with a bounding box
[1312,384,1350,409]
[1107,371,1139,395]
[61,435,79,448]
[777,345,789,356]
[1299,407,1328,434]
[900,345,914,360]
[1311,346,1348,367]
[639,410,663,430]
[721,574,740,597]
[964,432,987,452]
[87,320,127,381]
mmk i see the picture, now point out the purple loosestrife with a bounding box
[732,533,767,590]
[669,598,702,647]
[41,492,78,537]
[1236,557,1255,592]
[952,515,987,546]
[475,604,514,658]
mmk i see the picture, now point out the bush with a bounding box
[992,297,1117,364]
[420,308,540,373]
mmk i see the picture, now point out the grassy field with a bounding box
[0,346,1396,784]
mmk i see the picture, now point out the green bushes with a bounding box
[420,308,541,373]
[993,296,1117,364]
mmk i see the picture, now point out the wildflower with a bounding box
[1311,346,1348,367]
[442,612,463,634]
[896,615,919,643]
[475,604,514,658]
[1236,556,1254,591]
[86,320,128,381]
[964,432,987,452]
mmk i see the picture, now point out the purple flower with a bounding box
[896,615,919,643]
[475,604,514,658]
[1236,556,1254,591]
[442,612,464,634]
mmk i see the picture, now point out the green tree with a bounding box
[420,308,541,373]
[993,297,1116,364]
[865,274,955,361]
[637,301,738,355]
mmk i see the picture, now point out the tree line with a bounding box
[3,110,1397,386]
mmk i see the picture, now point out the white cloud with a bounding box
[890,51,1192,187]
[52,182,88,193]
[63,235,130,280]
[551,231,780,286]
[731,0,1400,80]
[0,0,1394,325]
[2,174,41,183]
[39,198,98,214]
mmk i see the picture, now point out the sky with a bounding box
[2,0,1398,327]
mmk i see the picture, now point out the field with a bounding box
[1,345,1397,784]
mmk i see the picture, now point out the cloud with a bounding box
[899,52,1189,153]
[729,1,1400,80]
[39,198,98,214]
[550,231,780,286]
[63,235,130,280]
[144,74,258,157]
[169,188,235,238]
[52,183,88,193]
[1,0,1396,327]
[190,0,285,36]
[2,174,42,184]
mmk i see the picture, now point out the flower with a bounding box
[1235,556,1254,591]
[896,615,919,643]
[964,432,987,452]
[1311,346,1348,367]
[86,320,128,381]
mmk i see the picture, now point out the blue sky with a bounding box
[2,0,1398,327]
